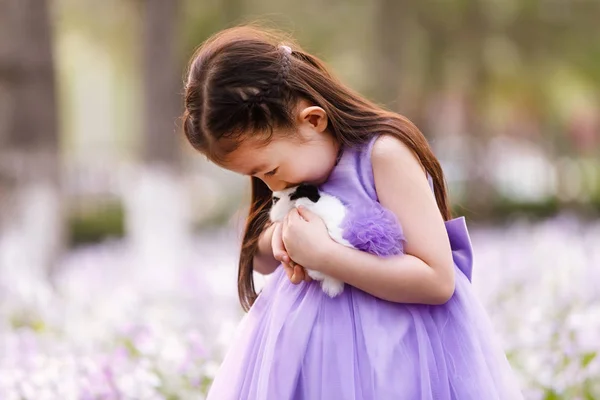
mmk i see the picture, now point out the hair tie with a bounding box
[279,45,292,55]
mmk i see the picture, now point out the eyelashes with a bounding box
[264,167,278,177]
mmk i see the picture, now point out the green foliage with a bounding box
[490,197,562,221]
[453,197,559,222]
[581,352,597,368]
[10,314,46,332]
[544,390,561,400]
[68,201,125,246]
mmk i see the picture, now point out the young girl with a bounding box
[183,25,523,399]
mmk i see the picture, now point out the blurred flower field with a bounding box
[0,215,599,399]
[0,228,242,400]
[1,0,599,398]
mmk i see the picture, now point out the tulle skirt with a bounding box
[207,218,523,399]
[207,269,522,399]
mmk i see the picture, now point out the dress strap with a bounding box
[427,173,435,194]
[356,134,382,201]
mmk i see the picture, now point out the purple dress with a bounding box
[207,135,523,399]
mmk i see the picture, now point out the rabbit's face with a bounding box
[270,184,320,222]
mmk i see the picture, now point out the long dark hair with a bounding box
[182,24,451,311]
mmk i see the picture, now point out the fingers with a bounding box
[283,261,294,281]
[271,223,289,264]
[295,205,314,221]
[283,260,306,285]
[290,260,311,282]
[283,210,291,228]
[284,207,302,227]
[279,212,310,285]
[291,263,305,284]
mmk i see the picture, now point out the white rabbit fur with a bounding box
[269,185,354,297]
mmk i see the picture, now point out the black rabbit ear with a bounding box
[290,184,320,203]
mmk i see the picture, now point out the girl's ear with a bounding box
[298,106,328,133]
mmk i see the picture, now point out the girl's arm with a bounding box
[318,246,454,304]
[298,134,455,304]
[253,223,280,275]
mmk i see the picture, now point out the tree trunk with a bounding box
[0,0,65,279]
[373,0,415,113]
[125,0,191,285]
[141,0,182,168]
[460,2,495,217]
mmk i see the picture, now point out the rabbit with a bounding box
[270,184,353,297]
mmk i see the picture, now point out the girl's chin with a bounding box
[315,178,327,185]
[301,178,325,186]
[294,171,333,187]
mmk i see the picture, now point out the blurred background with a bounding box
[0,0,599,398]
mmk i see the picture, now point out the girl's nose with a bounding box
[268,182,288,192]
[265,178,291,192]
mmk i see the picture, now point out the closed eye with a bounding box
[264,167,278,177]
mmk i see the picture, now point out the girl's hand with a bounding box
[282,206,334,271]
[271,221,311,284]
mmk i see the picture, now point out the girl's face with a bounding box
[219,100,340,192]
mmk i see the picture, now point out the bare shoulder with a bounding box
[371,133,427,179]
[370,133,452,270]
